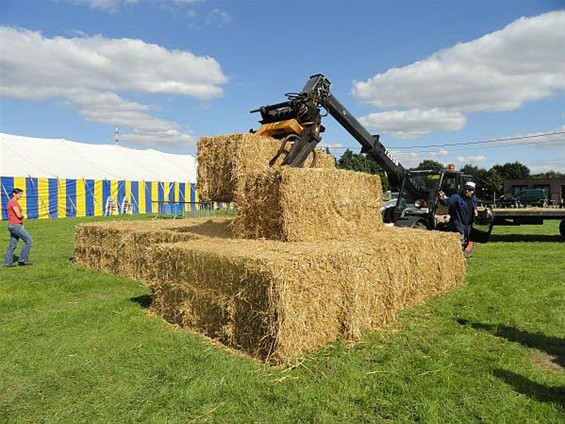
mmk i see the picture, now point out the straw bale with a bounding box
[234,167,384,242]
[196,133,336,202]
[74,218,465,365]
[146,227,464,364]
[74,218,233,281]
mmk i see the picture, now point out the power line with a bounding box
[393,131,565,149]
[321,130,565,152]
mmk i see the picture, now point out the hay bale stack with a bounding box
[75,123,469,365]
[74,218,233,281]
[234,167,384,241]
[146,227,465,364]
[196,133,335,202]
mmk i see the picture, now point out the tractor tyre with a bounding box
[412,220,427,230]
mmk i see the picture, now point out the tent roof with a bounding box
[0,133,196,182]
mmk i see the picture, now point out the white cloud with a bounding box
[456,155,488,165]
[529,161,565,174]
[388,151,424,169]
[63,89,195,146]
[353,11,565,119]
[205,8,232,27]
[318,142,345,150]
[508,128,565,173]
[385,149,452,169]
[493,127,565,149]
[65,0,138,12]
[0,27,226,100]
[0,26,227,147]
[358,109,466,139]
[427,149,449,158]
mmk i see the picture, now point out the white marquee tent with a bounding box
[1,133,199,220]
[0,133,196,181]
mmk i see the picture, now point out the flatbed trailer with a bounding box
[492,208,565,240]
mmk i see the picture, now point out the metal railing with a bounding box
[151,201,235,218]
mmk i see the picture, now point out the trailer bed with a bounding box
[493,208,565,221]
[492,209,565,240]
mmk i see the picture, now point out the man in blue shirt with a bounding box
[438,181,478,249]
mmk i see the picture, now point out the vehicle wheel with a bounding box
[560,219,565,241]
[412,221,427,230]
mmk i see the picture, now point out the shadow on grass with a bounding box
[489,234,563,243]
[492,369,565,407]
[456,319,565,369]
[457,319,565,406]
[130,294,152,309]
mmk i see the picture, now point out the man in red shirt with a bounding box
[3,188,33,267]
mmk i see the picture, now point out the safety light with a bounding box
[447,163,456,170]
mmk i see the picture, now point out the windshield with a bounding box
[396,172,441,211]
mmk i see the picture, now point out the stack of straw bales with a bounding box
[75,132,466,365]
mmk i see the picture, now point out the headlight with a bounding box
[414,199,427,208]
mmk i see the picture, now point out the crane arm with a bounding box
[251,74,406,189]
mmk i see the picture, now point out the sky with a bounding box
[0,0,564,173]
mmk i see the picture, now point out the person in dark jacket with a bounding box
[437,181,478,248]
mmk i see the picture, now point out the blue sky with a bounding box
[1,0,563,173]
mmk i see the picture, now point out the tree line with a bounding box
[336,149,564,200]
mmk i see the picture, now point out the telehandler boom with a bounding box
[251,73,493,244]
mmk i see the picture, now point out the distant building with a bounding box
[504,178,565,204]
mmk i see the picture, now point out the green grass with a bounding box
[1,217,564,423]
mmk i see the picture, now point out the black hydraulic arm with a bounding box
[322,90,405,189]
[303,74,406,189]
[251,74,408,189]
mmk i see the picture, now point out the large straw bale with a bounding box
[234,167,384,242]
[74,218,465,365]
[196,133,336,202]
[145,226,464,364]
[74,218,233,281]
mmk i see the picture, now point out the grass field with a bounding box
[1,216,564,423]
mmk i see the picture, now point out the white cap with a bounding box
[464,181,476,190]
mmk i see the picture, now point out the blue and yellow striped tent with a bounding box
[0,133,214,220]
[1,176,201,220]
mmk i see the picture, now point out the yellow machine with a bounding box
[255,118,305,138]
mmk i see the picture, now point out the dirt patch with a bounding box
[531,352,564,373]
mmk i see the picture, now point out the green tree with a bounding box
[460,164,486,199]
[460,164,481,183]
[412,160,445,171]
[337,149,389,191]
[481,169,504,200]
[491,161,530,180]
[532,170,565,179]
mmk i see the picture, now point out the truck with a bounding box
[250,73,494,245]
[497,188,548,208]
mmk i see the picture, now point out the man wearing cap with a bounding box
[437,181,478,249]
[3,188,33,267]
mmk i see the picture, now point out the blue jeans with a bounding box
[4,223,33,266]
